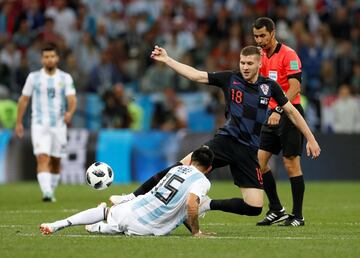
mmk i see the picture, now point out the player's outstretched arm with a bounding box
[282,102,321,159]
[15,95,30,138]
[150,45,209,84]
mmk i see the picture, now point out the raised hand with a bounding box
[150,45,169,62]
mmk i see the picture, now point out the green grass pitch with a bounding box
[0,181,359,258]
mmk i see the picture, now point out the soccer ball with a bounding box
[86,162,114,190]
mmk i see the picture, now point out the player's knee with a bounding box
[283,157,302,176]
[260,165,270,174]
[37,154,50,164]
[245,203,262,216]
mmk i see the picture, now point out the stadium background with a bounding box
[0,0,359,184]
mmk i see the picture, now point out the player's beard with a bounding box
[44,65,56,73]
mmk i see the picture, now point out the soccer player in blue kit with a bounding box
[110,45,320,218]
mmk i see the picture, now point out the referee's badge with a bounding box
[269,70,277,81]
[260,84,269,95]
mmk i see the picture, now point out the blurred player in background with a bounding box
[40,147,214,237]
[110,45,320,219]
[253,17,307,226]
[15,43,77,202]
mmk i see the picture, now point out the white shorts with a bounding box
[31,125,67,158]
[107,202,153,236]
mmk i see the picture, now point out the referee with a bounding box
[253,17,308,226]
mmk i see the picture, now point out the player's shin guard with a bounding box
[210,198,262,216]
[133,162,182,196]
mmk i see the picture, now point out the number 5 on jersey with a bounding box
[154,174,185,205]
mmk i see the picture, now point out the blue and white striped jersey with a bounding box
[130,165,211,235]
[22,68,76,127]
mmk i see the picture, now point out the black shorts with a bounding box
[260,104,304,157]
[202,134,263,189]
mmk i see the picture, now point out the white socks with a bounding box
[52,206,107,229]
[37,172,52,195]
[51,174,60,192]
[37,172,61,196]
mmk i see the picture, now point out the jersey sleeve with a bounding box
[65,74,76,96]
[188,178,211,200]
[207,71,232,89]
[283,49,302,76]
[271,82,288,107]
[22,73,34,96]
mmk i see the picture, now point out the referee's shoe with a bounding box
[256,207,288,226]
[278,215,305,227]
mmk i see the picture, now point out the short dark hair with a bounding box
[241,45,261,57]
[253,17,275,32]
[41,43,58,54]
[191,146,214,169]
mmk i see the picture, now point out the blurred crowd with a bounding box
[0,0,359,133]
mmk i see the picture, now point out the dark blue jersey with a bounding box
[208,71,288,149]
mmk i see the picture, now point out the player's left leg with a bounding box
[32,125,54,201]
[49,156,61,199]
[279,155,305,226]
[40,203,108,235]
[201,188,263,216]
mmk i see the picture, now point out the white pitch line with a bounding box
[15,233,360,240]
[1,222,360,228]
[1,209,80,214]
[0,225,24,228]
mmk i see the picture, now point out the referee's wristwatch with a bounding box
[274,106,284,115]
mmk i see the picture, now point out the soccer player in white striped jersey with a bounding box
[40,147,215,237]
[15,43,77,202]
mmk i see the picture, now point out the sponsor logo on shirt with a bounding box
[269,71,277,81]
[290,60,299,70]
[260,84,269,95]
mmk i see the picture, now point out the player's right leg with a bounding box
[36,154,54,202]
[32,125,54,202]
[109,154,192,204]
[257,127,288,225]
[40,203,108,235]
[49,156,61,201]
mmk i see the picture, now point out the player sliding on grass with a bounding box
[110,45,320,221]
[40,147,215,237]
